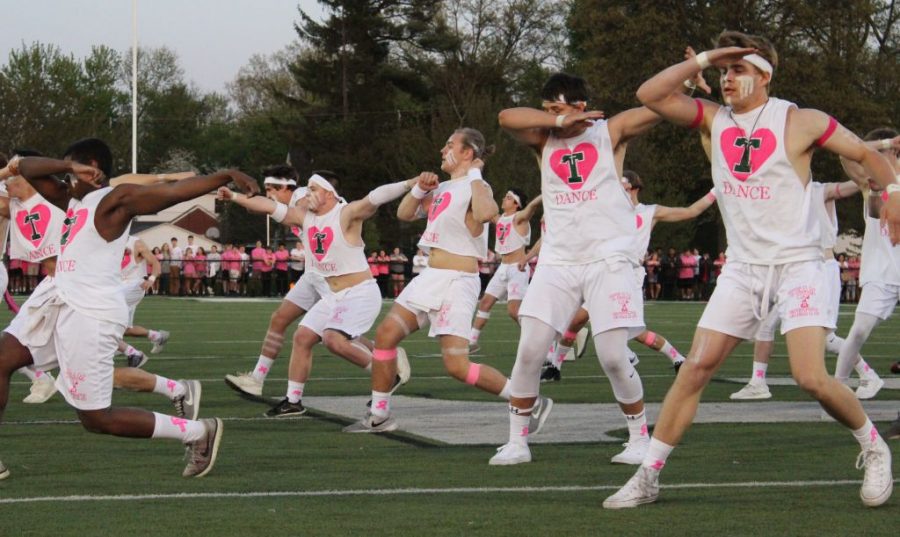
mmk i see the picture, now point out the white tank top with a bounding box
[121,236,146,283]
[55,187,132,325]
[7,190,64,262]
[302,203,369,277]
[288,188,309,241]
[418,175,488,258]
[810,183,838,250]
[634,203,658,259]
[540,121,637,265]
[860,190,900,286]
[494,213,531,255]
[710,98,822,264]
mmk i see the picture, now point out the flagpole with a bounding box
[131,0,138,173]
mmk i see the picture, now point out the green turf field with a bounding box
[0,297,896,536]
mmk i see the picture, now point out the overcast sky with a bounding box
[2,0,326,93]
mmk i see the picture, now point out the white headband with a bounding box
[263,176,297,186]
[743,54,773,76]
[294,186,309,199]
[308,173,337,195]
[506,191,521,208]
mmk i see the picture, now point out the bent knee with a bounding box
[76,410,112,434]
[322,331,349,353]
[793,374,830,397]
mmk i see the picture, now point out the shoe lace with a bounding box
[173,395,186,416]
[855,446,886,475]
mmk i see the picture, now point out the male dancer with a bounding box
[492,73,661,465]
[605,31,896,509]
[5,139,259,477]
[468,190,541,351]
[118,236,169,364]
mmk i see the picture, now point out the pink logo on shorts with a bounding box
[330,305,348,323]
[66,370,87,402]
[496,223,511,245]
[436,302,452,327]
[550,143,598,191]
[509,283,520,298]
[15,204,52,248]
[428,192,452,222]
[610,292,637,320]
[788,285,819,318]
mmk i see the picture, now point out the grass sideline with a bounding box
[0,297,896,536]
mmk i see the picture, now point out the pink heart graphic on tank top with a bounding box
[496,223,511,244]
[307,226,334,262]
[636,214,644,229]
[290,225,302,239]
[59,208,89,252]
[14,204,52,248]
[428,192,452,222]
[549,143,598,191]
[121,252,132,270]
[719,127,777,181]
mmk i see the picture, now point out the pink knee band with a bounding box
[644,331,657,346]
[563,330,577,340]
[465,363,482,385]
[373,348,398,361]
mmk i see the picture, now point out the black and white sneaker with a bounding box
[264,398,307,418]
[173,380,202,420]
[540,365,561,383]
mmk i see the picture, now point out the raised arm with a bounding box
[498,108,604,152]
[343,176,418,223]
[840,136,900,188]
[514,195,543,225]
[398,172,438,222]
[469,168,499,224]
[217,186,307,227]
[518,236,542,271]
[653,189,717,223]
[636,47,754,130]
[134,239,160,290]
[13,157,97,210]
[608,106,664,148]
[110,171,196,187]
[824,180,860,201]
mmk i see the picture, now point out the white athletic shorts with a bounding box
[4,277,59,370]
[121,280,146,328]
[700,259,836,340]
[754,259,842,341]
[52,304,123,410]
[284,271,329,312]
[856,281,900,320]
[518,259,645,337]
[484,263,531,302]
[394,267,480,339]
[299,278,380,339]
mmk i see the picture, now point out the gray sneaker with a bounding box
[173,380,202,420]
[528,396,554,435]
[0,460,9,480]
[342,412,398,433]
[182,418,223,478]
[151,330,170,354]
[127,350,148,369]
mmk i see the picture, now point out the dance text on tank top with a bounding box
[6,188,64,262]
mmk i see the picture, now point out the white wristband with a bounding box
[467,167,483,180]
[879,139,892,150]
[147,275,156,283]
[271,202,289,223]
[555,114,567,128]
[695,51,711,70]
[410,184,428,199]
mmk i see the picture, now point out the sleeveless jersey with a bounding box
[710,97,822,264]
[55,187,132,325]
[121,236,146,283]
[634,203,658,260]
[540,120,637,265]
[859,190,900,286]
[302,203,369,277]
[494,213,531,255]
[7,189,64,262]
[418,175,488,258]
[810,182,838,251]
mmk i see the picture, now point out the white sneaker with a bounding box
[729,382,771,400]
[224,372,263,397]
[23,375,57,404]
[150,330,170,354]
[489,442,531,466]
[855,377,884,400]
[528,396,554,435]
[602,466,660,509]
[0,460,9,480]
[396,347,412,386]
[611,439,650,465]
[575,326,590,358]
[857,437,893,507]
[342,412,398,433]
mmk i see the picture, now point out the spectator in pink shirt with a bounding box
[274,243,290,295]
[193,247,208,296]
[677,248,697,300]
[260,245,276,296]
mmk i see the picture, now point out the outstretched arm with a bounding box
[498,108,604,152]
[840,136,900,188]
[514,195,543,225]
[344,176,418,223]
[110,171,196,187]
[653,189,717,223]
[135,239,160,290]
[824,180,860,201]
[13,157,99,210]
[636,47,755,130]
[217,186,307,227]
